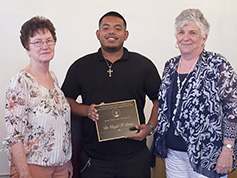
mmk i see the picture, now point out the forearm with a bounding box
[67,97,89,117]
[147,100,158,128]
[214,139,234,174]
[223,140,235,151]
[223,140,235,145]
[11,142,32,178]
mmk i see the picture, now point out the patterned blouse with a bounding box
[3,70,72,166]
[153,50,237,178]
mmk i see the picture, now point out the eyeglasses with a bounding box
[30,39,55,47]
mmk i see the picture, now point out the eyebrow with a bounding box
[32,37,53,41]
[102,24,122,28]
[178,29,198,32]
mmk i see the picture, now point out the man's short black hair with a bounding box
[99,11,127,28]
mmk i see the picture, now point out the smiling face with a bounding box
[96,16,128,53]
[27,29,55,64]
[176,21,207,58]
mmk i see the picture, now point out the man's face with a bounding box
[96,16,128,53]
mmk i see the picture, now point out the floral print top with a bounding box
[3,70,72,166]
[153,50,237,178]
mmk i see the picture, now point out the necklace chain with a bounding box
[172,58,198,122]
[104,59,113,77]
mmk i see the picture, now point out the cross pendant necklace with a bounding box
[107,66,113,77]
[104,59,113,77]
[172,57,198,122]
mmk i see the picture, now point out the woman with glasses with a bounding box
[3,16,72,178]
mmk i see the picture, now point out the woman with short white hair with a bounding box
[152,8,237,178]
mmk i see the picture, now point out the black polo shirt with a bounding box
[62,47,161,161]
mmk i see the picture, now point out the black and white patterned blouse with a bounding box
[154,50,237,178]
[3,70,72,166]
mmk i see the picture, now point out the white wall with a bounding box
[0,0,236,175]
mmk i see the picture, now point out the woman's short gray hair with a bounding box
[174,9,210,38]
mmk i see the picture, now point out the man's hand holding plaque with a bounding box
[94,99,140,142]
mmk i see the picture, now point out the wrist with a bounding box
[147,123,155,136]
[223,143,234,150]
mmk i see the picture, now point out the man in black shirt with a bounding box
[62,11,161,178]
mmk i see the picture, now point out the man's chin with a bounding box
[104,46,119,52]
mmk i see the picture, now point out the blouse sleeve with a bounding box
[218,59,237,140]
[3,73,29,157]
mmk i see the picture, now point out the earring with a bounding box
[175,44,179,49]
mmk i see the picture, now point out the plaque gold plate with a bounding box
[95,99,140,142]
